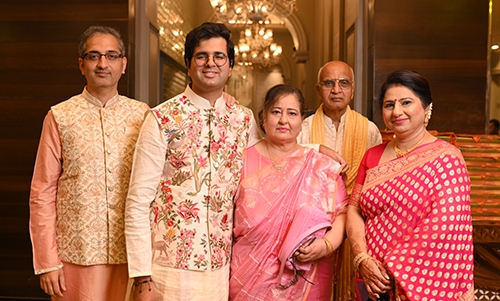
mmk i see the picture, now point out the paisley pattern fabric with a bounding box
[350,139,474,301]
[46,89,148,267]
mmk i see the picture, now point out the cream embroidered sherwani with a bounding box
[29,88,149,275]
[125,86,261,300]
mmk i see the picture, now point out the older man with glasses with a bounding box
[124,22,261,301]
[297,60,382,300]
[29,25,149,300]
[298,60,381,194]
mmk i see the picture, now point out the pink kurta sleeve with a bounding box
[29,111,63,275]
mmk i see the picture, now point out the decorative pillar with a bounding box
[133,0,160,106]
[293,50,309,99]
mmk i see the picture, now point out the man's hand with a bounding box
[40,269,66,297]
[223,92,238,107]
[131,276,157,301]
[318,145,349,173]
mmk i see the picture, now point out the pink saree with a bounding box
[350,139,474,301]
[229,146,347,301]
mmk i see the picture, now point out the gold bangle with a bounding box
[353,252,371,270]
[322,238,334,257]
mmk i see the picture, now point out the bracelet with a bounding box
[353,252,371,270]
[133,277,153,293]
[322,238,334,257]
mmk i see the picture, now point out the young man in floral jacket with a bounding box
[124,22,261,301]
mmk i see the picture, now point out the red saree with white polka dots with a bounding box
[350,139,474,301]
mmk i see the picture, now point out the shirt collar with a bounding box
[323,110,347,126]
[184,85,225,109]
[82,87,120,108]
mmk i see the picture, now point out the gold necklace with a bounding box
[266,141,287,170]
[393,137,424,157]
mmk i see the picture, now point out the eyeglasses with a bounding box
[193,52,228,67]
[319,78,352,90]
[82,51,123,61]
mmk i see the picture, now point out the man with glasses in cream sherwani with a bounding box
[29,25,149,300]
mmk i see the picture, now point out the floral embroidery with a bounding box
[177,201,201,224]
[219,213,230,231]
[175,229,196,269]
[208,232,231,269]
[167,149,189,169]
[149,93,252,271]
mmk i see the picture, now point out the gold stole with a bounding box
[310,105,368,194]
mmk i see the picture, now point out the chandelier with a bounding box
[210,0,296,25]
[234,23,283,68]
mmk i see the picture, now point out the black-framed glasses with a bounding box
[319,78,352,90]
[82,51,123,61]
[193,52,228,67]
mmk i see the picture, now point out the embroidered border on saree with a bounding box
[362,140,462,192]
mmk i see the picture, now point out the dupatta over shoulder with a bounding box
[229,146,347,301]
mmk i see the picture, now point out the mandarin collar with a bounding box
[324,108,347,126]
[184,86,225,109]
[82,87,120,108]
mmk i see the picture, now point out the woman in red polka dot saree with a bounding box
[346,70,474,301]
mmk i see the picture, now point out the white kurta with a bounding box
[297,111,382,153]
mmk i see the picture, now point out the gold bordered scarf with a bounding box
[310,105,368,194]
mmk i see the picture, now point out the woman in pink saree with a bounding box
[229,84,348,300]
[347,70,474,301]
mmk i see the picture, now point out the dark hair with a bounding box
[184,22,235,69]
[78,26,125,58]
[490,119,500,128]
[379,70,432,109]
[258,84,306,133]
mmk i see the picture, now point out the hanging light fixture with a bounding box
[210,0,296,25]
[234,23,283,68]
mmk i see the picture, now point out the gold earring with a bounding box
[424,103,433,127]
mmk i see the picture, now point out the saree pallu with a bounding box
[350,139,474,301]
[229,146,347,301]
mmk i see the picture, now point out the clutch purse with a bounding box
[277,206,332,289]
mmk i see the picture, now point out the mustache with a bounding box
[94,67,111,73]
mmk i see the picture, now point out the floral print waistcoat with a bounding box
[51,92,149,265]
[150,94,252,271]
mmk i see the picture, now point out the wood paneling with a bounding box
[370,0,489,134]
[161,52,189,101]
[0,0,130,299]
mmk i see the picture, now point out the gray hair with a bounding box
[78,26,125,58]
